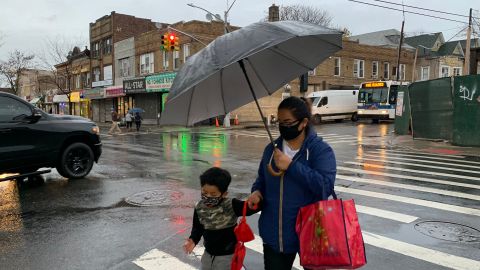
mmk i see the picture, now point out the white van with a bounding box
[307,90,359,124]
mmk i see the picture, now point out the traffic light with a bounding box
[161,34,169,51]
[168,34,177,51]
[173,36,180,51]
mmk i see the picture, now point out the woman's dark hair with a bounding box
[200,167,232,193]
[278,96,312,121]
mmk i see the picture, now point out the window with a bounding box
[173,51,180,70]
[392,66,398,79]
[103,65,113,81]
[75,75,81,89]
[163,51,169,70]
[92,67,100,82]
[353,59,364,78]
[440,66,450,77]
[183,43,191,62]
[91,42,100,58]
[103,37,112,55]
[399,64,406,80]
[334,57,341,76]
[372,61,379,79]
[0,96,32,122]
[453,67,462,76]
[421,66,430,81]
[140,53,154,75]
[119,58,131,78]
[383,62,390,79]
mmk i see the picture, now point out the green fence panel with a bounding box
[452,75,480,146]
[394,86,411,135]
[409,78,453,140]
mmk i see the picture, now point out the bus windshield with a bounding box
[358,87,389,104]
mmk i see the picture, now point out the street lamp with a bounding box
[187,1,237,127]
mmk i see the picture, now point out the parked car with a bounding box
[307,90,359,124]
[0,92,102,180]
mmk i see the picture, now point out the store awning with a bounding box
[53,94,69,103]
[29,97,41,104]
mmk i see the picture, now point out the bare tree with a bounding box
[275,4,333,27]
[0,50,35,95]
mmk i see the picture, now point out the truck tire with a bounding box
[351,113,359,122]
[372,119,380,124]
[56,142,94,179]
[313,114,322,125]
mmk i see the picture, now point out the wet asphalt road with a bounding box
[1,121,479,270]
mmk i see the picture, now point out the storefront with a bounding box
[45,95,54,114]
[145,72,176,124]
[53,94,70,115]
[105,85,130,118]
[84,88,105,122]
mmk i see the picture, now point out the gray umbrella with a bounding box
[160,20,342,144]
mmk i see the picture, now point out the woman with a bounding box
[248,96,336,270]
[134,112,143,132]
[125,111,133,131]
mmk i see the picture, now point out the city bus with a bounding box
[357,80,409,122]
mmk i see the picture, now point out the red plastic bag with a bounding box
[295,199,366,269]
[232,201,255,270]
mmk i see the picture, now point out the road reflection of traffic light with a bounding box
[198,133,228,167]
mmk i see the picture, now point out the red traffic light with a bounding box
[169,34,175,41]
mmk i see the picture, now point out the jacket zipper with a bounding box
[279,174,284,253]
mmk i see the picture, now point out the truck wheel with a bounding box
[372,119,380,124]
[57,142,94,179]
[313,115,322,125]
[351,113,359,122]
[334,119,343,123]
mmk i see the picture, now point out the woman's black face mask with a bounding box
[279,121,304,141]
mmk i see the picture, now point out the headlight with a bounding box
[92,126,100,135]
[381,110,388,114]
[358,110,364,114]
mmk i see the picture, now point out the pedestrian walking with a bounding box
[134,112,142,132]
[125,111,133,131]
[247,97,337,270]
[108,109,122,134]
[183,167,260,270]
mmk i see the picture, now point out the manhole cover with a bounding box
[124,190,183,207]
[414,221,480,243]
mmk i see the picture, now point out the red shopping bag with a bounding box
[295,197,366,269]
[232,201,255,270]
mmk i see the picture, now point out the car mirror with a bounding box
[28,109,43,123]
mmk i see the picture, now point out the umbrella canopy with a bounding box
[160,20,342,127]
[128,108,145,114]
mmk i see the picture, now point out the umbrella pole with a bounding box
[238,60,276,147]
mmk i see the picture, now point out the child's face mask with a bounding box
[201,193,223,207]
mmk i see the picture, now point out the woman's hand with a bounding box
[273,148,292,171]
[183,238,196,254]
[248,190,263,209]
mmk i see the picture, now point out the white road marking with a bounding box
[345,161,480,181]
[133,249,196,270]
[334,186,480,217]
[355,157,480,175]
[385,149,466,158]
[336,174,480,201]
[355,205,418,223]
[366,150,480,165]
[328,139,359,144]
[244,234,302,270]
[337,166,480,190]
[361,153,480,169]
[363,231,480,270]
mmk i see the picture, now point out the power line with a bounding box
[372,0,479,19]
[347,0,468,24]
[446,27,468,42]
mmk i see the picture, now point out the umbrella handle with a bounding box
[267,161,285,177]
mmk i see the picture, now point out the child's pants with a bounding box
[200,251,233,270]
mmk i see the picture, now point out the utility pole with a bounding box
[464,8,473,75]
[396,20,405,81]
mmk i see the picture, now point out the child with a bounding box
[183,167,260,270]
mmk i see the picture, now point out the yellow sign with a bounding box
[70,92,81,102]
[364,82,386,88]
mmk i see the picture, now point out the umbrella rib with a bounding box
[186,85,195,126]
[219,69,227,115]
[244,58,271,96]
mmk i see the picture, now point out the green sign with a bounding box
[146,72,176,93]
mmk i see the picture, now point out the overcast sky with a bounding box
[0,0,478,61]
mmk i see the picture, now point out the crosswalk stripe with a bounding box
[385,149,466,158]
[334,186,480,217]
[244,234,302,270]
[362,153,480,169]
[355,205,418,223]
[337,166,480,190]
[328,139,359,144]
[356,157,480,175]
[336,174,480,201]
[133,249,195,270]
[366,151,480,165]
[363,231,480,270]
[318,134,355,139]
[345,161,480,181]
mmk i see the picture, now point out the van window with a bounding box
[317,97,328,107]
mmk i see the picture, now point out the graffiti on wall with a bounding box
[459,85,477,101]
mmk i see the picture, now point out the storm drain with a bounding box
[124,190,183,207]
[414,221,480,243]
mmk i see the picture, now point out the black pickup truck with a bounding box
[0,92,102,181]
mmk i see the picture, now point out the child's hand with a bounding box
[183,238,196,254]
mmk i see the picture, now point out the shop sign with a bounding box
[105,86,125,98]
[92,79,113,88]
[83,88,105,100]
[124,78,146,94]
[70,91,81,102]
[146,72,176,93]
